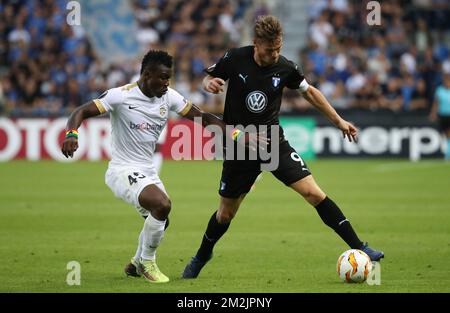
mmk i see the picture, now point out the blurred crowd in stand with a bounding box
[0,0,449,118]
[282,0,450,115]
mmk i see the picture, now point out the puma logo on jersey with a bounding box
[239,74,248,83]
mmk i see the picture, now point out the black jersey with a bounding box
[205,46,305,133]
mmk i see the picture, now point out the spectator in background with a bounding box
[410,78,428,111]
[0,76,5,114]
[380,77,403,112]
[415,18,432,54]
[367,50,391,87]
[430,74,450,160]
[309,10,334,50]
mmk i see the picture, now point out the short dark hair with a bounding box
[140,50,173,75]
[254,15,283,43]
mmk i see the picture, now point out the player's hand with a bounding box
[337,119,358,143]
[238,131,270,152]
[61,137,79,158]
[205,78,225,94]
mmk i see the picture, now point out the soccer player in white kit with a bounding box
[61,50,266,283]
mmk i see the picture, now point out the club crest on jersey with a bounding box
[160,106,167,117]
[272,77,281,88]
[246,91,268,113]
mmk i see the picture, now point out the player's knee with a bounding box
[143,196,171,220]
[216,210,235,224]
[301,189,325,206]
[156,197,171,218]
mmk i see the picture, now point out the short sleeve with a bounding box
[168,88,192,116]
[285,62,307,90]
[93,87,123,113]
[204,49,233,81]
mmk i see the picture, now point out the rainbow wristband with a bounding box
[65,129,78,139]
[231,129,243,142]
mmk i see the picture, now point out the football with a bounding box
[337,249,372,283]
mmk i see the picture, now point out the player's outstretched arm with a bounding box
[301,86,358,142]
[182,104,269,151]
[61,101,102,158]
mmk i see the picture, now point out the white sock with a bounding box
[132,230,144,263]
[141,214,166,261]
[153,152,163,175]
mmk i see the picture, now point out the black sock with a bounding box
[196,211,230,261]
[314,197,363,249]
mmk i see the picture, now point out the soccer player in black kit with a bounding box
[182,15,384,279]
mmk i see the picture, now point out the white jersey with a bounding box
[93,82,192,168]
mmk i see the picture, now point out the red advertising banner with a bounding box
[0,118,213,161]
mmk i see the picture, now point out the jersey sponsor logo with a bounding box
[245,91,268,113]
[239,73,248,83]
[129,121,163,131]
[272,76,281,88]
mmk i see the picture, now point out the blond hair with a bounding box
[254,15,283,43]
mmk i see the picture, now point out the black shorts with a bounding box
[218,140,311,198]
[438,115,450,132]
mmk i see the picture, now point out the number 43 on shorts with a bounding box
[128,172,146,185]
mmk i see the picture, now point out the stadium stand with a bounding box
[0,0,448,117]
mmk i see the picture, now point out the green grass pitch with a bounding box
[1,159,450,293]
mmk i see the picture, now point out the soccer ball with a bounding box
[336,249,372,283]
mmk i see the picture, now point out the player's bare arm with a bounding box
[61,101,102,158]
[182,103,269,151]
[202,75,225,94]
[301,85,358,142]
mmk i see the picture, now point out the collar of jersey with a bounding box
[136,83,159,101]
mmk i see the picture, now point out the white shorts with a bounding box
[105,165,168,217]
